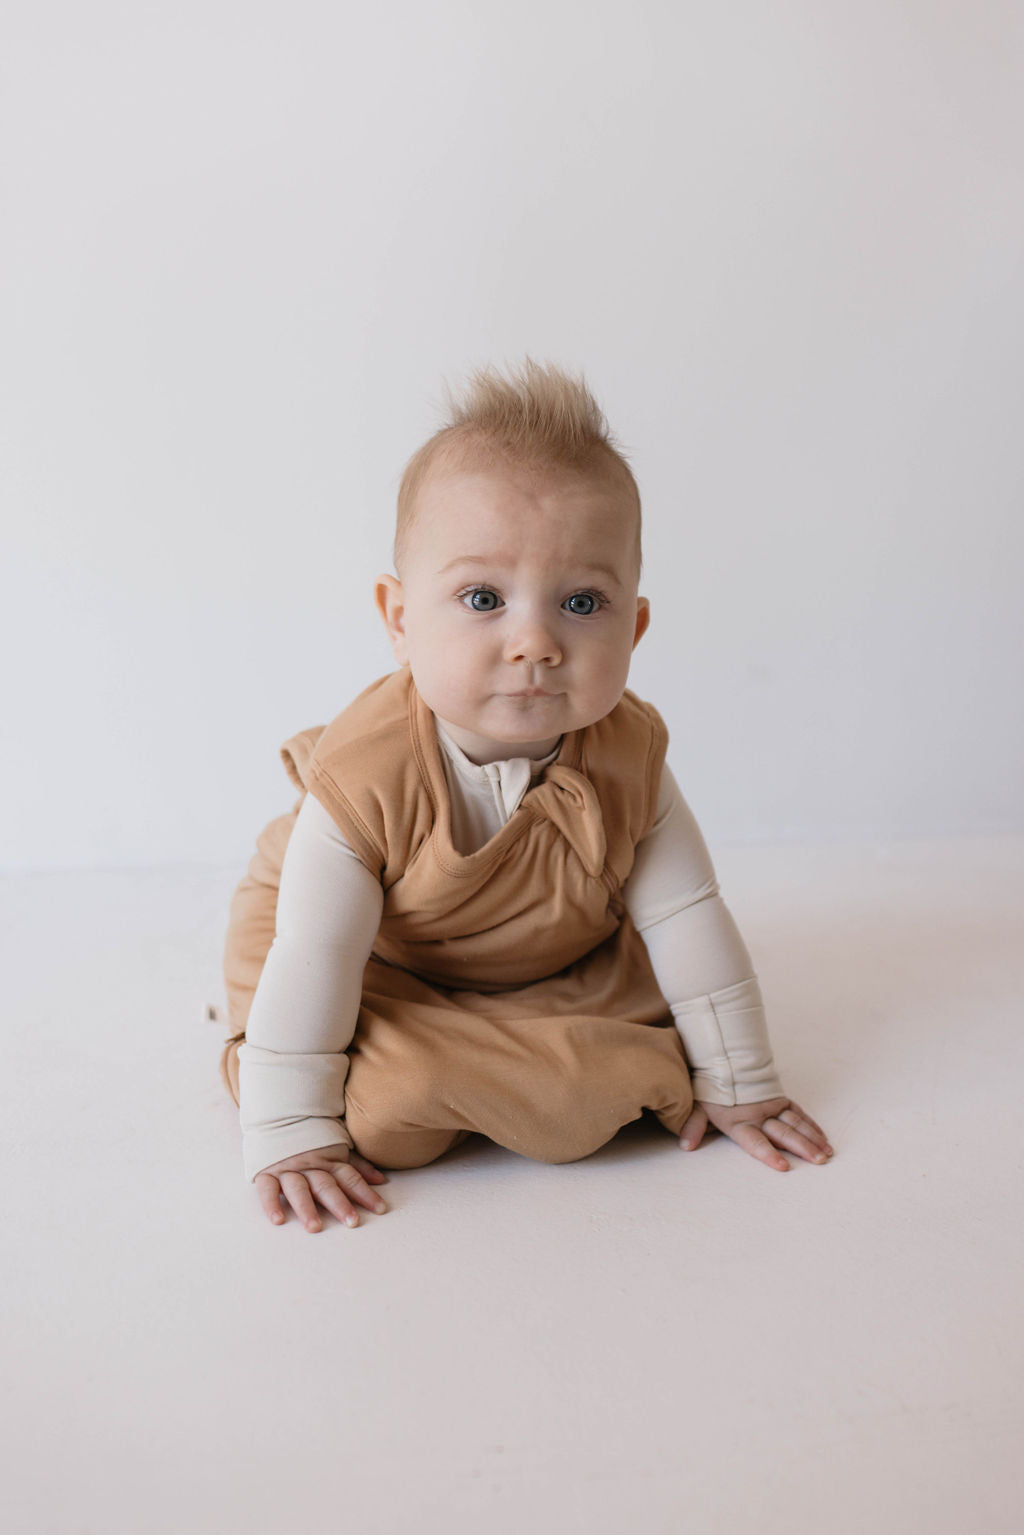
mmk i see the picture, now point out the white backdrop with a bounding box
[2,1,1022,871]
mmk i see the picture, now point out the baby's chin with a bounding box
[431,702,565,763]
[487,690,623,733]
[479,691,575,732]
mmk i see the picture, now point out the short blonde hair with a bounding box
[394,358,642,573]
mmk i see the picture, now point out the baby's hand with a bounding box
[679,1097,833,1172]
[254,1143,389,1232]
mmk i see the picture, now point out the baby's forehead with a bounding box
[419,456,631,520]
[397,444,641,577]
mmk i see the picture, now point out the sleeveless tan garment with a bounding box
[220,669,693,1167]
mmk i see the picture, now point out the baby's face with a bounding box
[376,461,649,762]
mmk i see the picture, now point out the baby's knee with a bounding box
[344,1083,467,1170]
[512,1037,692,1164]
[504,1063,626,1164]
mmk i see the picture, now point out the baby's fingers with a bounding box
[728,1122,791,1172]
[279,1170,333,1232]
[254,1169,326,1230]
[764,1116,832,1166]
[678,1103,709,1151]
[349,1153,389,1186]
[296,1170,359,1230]
[778,1104,832,1153]
[255,1173,287,1226]
[326,1162,389,1222]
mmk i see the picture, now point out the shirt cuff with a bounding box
[670,977,785,1106]
[238,1042,354,1182]
[242,1119,354,1183]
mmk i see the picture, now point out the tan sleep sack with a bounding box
[219,671,694,1167]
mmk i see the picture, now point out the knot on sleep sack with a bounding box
[531,764,607,879]
[280,713,611,882]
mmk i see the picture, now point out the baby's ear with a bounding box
[632,596,651,650]
[374,574,410,664]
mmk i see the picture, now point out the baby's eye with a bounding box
[461,587,503,612]
[563,592,605,616]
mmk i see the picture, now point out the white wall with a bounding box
[3,1,1022,870]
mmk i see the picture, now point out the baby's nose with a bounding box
[503,616,562,666]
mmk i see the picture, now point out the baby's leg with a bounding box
[342,1111,471,1171]
[472,1013,693,1162]
[345,963,694,1167]
[342,983,472,1168]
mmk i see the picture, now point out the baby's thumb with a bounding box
[679,1105,708,1151]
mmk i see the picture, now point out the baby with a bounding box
[220,359,832,1233]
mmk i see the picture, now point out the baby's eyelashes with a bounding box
[456,586,610,616]
[459,587,503,612]
[562,590,609,616]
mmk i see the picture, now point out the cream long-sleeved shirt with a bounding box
[237,723,783,1181]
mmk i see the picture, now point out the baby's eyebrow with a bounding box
[437,555,494,573]
[437,554,623,587]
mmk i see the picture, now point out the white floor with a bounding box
[3,836,1023,1534]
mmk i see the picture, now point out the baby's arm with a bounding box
[625,767,832,1171]
[237,793,389,1228]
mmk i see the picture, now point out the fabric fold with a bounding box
[238,1041,353,1182]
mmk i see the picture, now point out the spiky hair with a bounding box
[393,358,641,571]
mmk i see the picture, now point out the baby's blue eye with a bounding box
[564,593,599,616]
[464,588,501,612]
